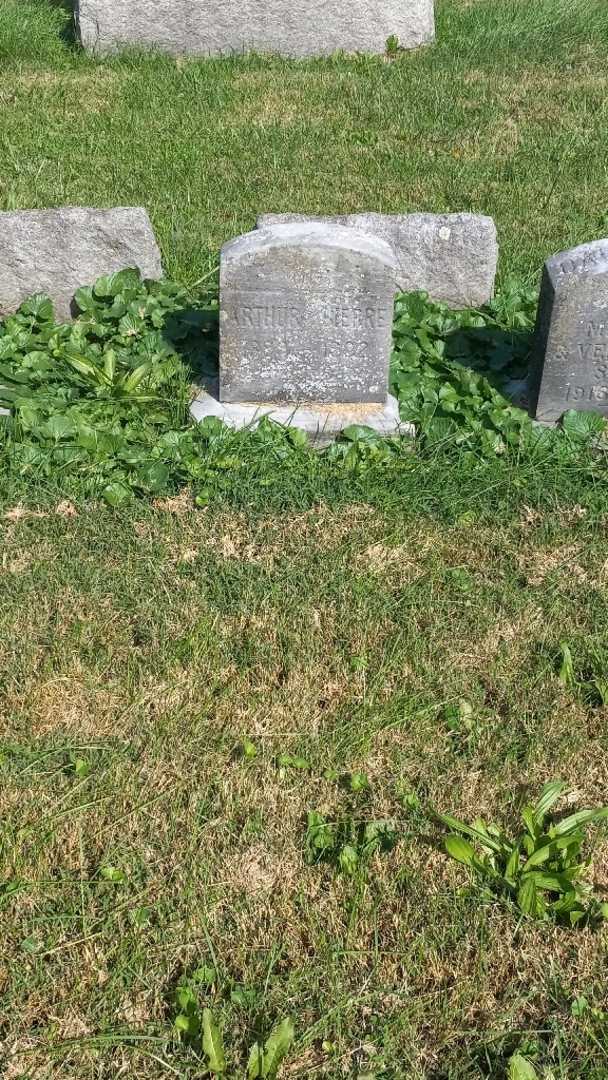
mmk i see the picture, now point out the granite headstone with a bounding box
[529,239,608,422]
[219,222,397,404]
[76,0,434,57]
[0,207,162,321]
[257,212,498,308]
[190,222,407,444]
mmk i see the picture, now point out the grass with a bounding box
[0,0,608,288]
[2,487,608,1078]
[2,1,608,1077]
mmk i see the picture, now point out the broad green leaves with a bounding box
[0,270,216,502]
[304,810,397,874]
[1,275,606,504]
[173,984,294,1079]
[202,1009,226,1074]
[509,1055,539,1080]
[391,287,537,456]
[247,1017,295,1079]
[438,782,608,925]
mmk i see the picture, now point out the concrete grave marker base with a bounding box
[190,386,409,448]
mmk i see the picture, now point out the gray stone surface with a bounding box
[190,386,409,447]
[258,212,497,309]
[0,207,162,321]
[529,239,608,422]
[220,223,398,405]
[76,0,434,57]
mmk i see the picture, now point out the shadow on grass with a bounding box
[49,0,77,45]
[163,305,219,384]
[444,324,534,409]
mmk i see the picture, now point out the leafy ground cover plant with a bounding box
[1,274,605,507]
[508,1053,549,1079]
[173,973,294,1078]
[305,810,397,875]
[437,781,608,924]
[0,270,218,503]
[391,285,536,454]
[557,641,608,706]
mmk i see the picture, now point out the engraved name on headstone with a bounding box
[529,239,608,422]
[219,223,398,405]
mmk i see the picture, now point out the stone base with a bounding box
[190,389,411,448]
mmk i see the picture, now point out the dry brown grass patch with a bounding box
[517,543,586,585]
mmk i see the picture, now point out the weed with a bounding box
[438,781,608,924]
[557,641,608,706]
[173,977,294,1078]
[305,810,397,875]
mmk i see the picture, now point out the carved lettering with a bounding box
[233,295,386,336]
[565,384,608,403]
[554,245,608,276]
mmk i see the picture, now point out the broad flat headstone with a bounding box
[258,212,498,308]
[0,208,162,321]
[529,239,608,422]
[190,223,408,444]
[76,0,434,56]
[219,223,397,404]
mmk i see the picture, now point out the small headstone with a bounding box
[76,0,434,57]
[220,223,397,404]
[0,207,162,322]
[257,212,498,309]
[529,239,608,422]
[191,223,407,444]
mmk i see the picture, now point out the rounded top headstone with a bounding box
[219,223,398,406]
[221,222,399,274]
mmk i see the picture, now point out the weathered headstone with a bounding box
[191,223,407,444]
[529,239,608,422]
[257,212,498,309]
[76,0,434,57]
[0,207,162,321]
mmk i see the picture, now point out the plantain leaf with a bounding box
[435,812,502,853]
[122,361,153,393]
[202,1008,226,1074]
[260,1017,295,1078]
[509,1054,539,1079]
[247,1041,264,1079]
[444,834,476,866]
[505,844,522,881]
[533,780,566,824]
[521,842,554,872]
[518,876,538,916]
[558,642,575,688]
[103,349,116,383]
[551,807,608,837]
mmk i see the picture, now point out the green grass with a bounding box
[2,2,608,1077]
[2,488,608,1078]
[1,0,608,287]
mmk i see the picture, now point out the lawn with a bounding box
[2,2,608,1078]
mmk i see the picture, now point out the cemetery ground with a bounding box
[2,0,608,1078]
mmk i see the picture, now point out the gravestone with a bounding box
[76,0,434,57]
[191,223,407,444]
[529,239,608,422]
[0,207,162,321]
[258,212,498,309]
